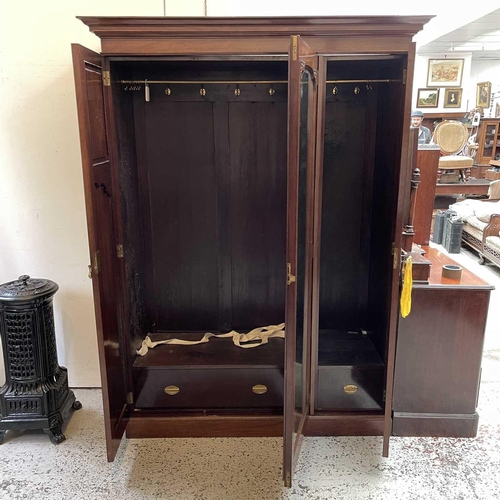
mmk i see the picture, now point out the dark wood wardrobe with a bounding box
[72,15,433,487]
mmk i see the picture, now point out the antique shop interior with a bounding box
[1,2,500,499]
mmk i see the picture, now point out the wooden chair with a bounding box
[434,120,474,183]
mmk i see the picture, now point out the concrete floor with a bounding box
[1,245,499,500]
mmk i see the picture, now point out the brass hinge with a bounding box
[285,472,291,488]
[392,243,399,270]
[127,392,133,405]
[402,69,407,85]
[102,71,111,87]
[93,250,101,275]
[292,36,298,61]
[117,244,124,258]
[287,263,296,286]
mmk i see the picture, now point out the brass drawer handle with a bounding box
[252,384,268,395]
[344,384,358,395]
[164,385,180,396]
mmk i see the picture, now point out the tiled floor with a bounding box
[1,246,499,499]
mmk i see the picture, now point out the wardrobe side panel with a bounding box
[368,79,406,358]
[113,85,148,352]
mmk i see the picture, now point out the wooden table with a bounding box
[435,179,491,196]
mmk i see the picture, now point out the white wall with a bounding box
[0,2,453,388]
[0,1,205,387]
[412,53,473,114]
[207,0,439,16]
[411,53,500,118]
[470,60,500,118]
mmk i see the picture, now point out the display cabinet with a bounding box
[72,15,439,486]
[475,118,500,167]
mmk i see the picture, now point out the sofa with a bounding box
[448,197,500,268]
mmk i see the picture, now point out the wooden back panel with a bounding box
[319,93,377,329]
[128,66,288,333]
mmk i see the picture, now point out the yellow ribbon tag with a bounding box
[400,256,413,318]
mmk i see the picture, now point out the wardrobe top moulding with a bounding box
[77,16,433,56]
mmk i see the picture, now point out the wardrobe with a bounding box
[72,15,432,487]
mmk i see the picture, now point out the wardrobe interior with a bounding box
[108,55,406,412]
[314,56,405,412]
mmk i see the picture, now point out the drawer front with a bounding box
[316,365,384,410]
[133,367,283,409]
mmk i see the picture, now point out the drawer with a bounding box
[133,367,283,409]
[316,365,384,410]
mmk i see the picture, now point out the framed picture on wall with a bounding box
[443,88,462,108]
[416,88,439,108]
[476,81,491,108]
[427,59,464,87]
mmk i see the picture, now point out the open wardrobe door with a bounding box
[72,44,129,461]
[283,35,318,488]
[382,47,416,458]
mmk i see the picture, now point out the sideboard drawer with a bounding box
[316,365,384,410]
[133,367,284,409]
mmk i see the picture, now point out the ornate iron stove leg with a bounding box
[45,428,66,444]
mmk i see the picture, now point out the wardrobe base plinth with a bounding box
[393,412,479,437]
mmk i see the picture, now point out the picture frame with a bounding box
[427,59,464,87]
[476,81,491,108]
[416,88,439,108]
[443,88,462,108]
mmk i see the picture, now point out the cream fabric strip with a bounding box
[136,323,285,356]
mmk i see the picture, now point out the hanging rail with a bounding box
[118,78,400,85]
[119,79,288,85]
[326,79,400,83]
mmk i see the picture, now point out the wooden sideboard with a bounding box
[393,246,493,437]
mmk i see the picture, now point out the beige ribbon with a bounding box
[136,323,285,356]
